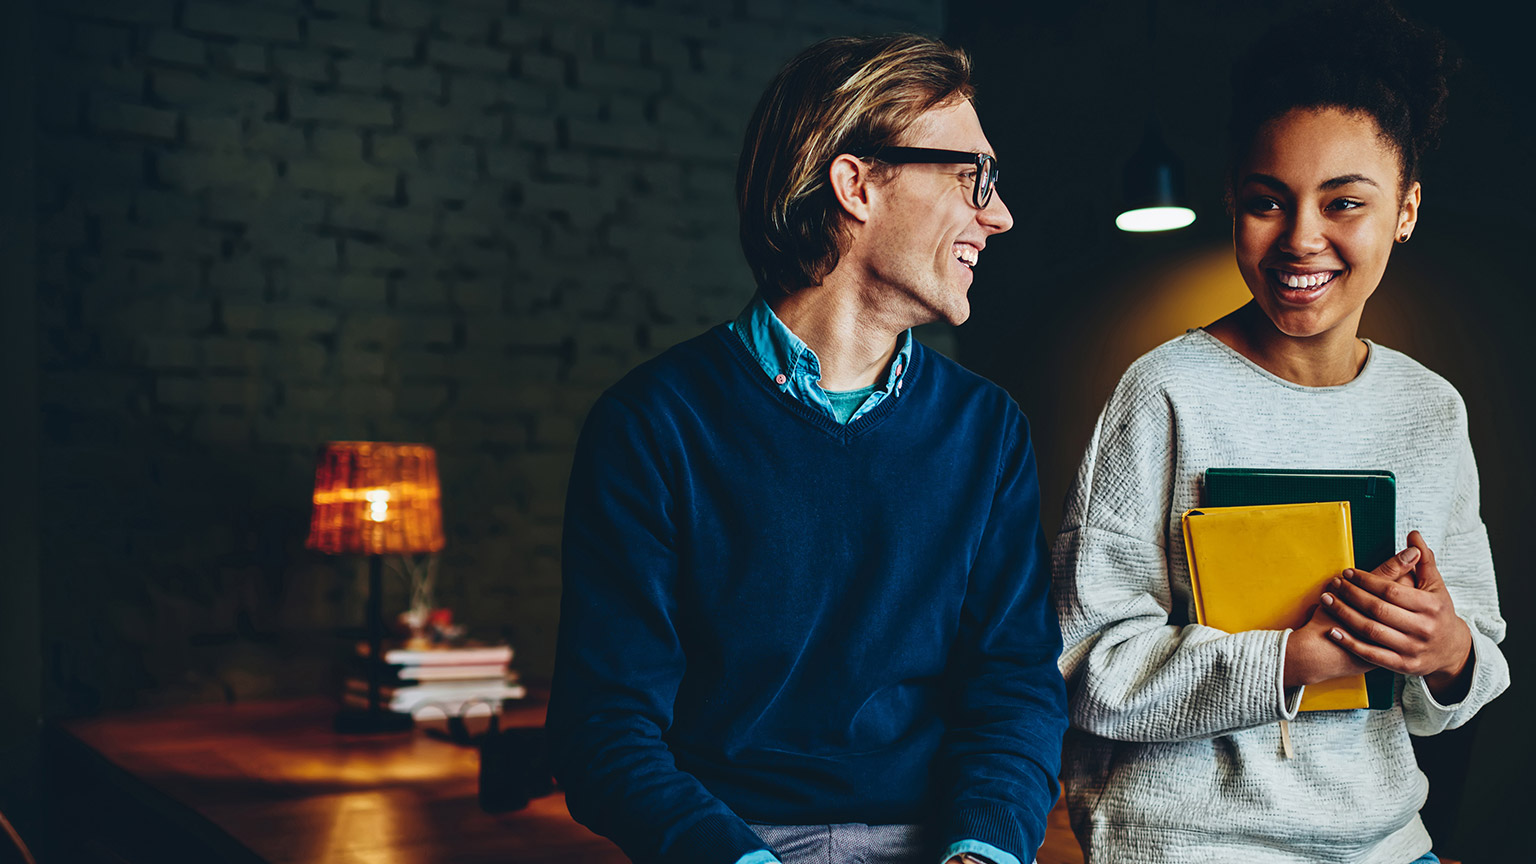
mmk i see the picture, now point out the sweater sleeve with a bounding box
[936,411,1070,862]
[1401,404,1509,735]
[1052,373,1301,744]
[547,394,770,864]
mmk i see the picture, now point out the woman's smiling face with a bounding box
[1234,107,1420,343]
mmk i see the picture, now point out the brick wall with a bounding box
[35,0,946,712]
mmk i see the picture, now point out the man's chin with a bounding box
[941,299,971,327]
[915,309,969,329]
[899,285,969,329]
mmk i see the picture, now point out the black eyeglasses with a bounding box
[854,146,999,209]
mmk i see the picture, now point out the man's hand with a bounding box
[1319,530,1474,702]
[1281,541,1418,688]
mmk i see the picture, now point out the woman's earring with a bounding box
[1396,232,1410,243]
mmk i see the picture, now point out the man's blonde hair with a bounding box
[736,35,974,297]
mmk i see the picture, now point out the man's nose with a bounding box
[979,187,1014,233]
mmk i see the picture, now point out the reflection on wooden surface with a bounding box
[56,696,625,864]
[55,695,1083,864]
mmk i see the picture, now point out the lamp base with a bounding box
[334,707,415,734]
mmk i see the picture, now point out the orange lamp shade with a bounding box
[305,442,445,555]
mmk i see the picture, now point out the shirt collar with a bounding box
[731,295,913,397]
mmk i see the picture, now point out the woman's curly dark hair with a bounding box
[1228,0,1455,199]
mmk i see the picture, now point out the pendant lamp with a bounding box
[1115,0,1196,233]
[1116,118,1196,233]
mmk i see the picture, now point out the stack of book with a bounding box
[345,642,526,719]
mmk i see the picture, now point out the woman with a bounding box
[1052,3,1509,863]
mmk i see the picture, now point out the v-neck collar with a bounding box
[714,324,918,442]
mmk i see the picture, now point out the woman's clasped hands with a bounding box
[1319,530,1475,701]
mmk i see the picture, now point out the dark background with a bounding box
[2,0,1527,859]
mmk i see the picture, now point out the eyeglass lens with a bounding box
[975,155,996,209]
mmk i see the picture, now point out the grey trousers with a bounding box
[748,823,927,864]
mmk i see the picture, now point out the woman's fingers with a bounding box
[1324,619,1409,671]
[1369,545,1420,584]
[1319,590,1420,653]
[1405,530,1445,590]
[1326,574,1433,637]
[1325,532,1471,681]
[1341,568,1437,614]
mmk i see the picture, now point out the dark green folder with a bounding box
[1203,467,1397,710]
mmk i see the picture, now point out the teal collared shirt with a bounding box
[725,295,1020,864]
[728,294,911,425]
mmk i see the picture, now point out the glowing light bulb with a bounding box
[365,489,390,522]
[1116,206,1196,233]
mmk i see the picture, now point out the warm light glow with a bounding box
[316,790,417,864]
[1064,245,1253,411]
[305,442,445,555]
[1116,206,1197,233]
[365,489,390,522]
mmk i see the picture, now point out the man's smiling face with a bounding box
[856,99,1014,327]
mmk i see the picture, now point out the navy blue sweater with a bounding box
[548,325,1067,864]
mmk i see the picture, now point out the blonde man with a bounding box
[548,34,1067,864]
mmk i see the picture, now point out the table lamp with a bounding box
[306,441,445,733]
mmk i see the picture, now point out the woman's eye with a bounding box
[1328,198,1365,211]
[1244,197,1281,213]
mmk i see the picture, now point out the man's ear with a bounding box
[828,154,873,224]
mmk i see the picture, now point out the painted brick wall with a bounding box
[34,0,945,712]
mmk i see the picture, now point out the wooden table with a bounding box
[48,695,625,864]
[47,696,1082,864]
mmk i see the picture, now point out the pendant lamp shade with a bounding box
[1116,119,1196,233]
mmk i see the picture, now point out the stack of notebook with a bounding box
[346,642,526,718]
[1183,467,1398,711]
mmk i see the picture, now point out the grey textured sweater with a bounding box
[1052,330,1508,864]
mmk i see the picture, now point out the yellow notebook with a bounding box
[1181,500,1367,712]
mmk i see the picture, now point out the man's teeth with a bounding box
[1278,271,1335,289]
[954,246,978,268]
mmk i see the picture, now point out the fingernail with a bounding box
[1330,629,1344,640]
[1330,576,1342,588]
[1399,548,1421,564]
[1340,571,1352,581]
[1321,593,1334,606]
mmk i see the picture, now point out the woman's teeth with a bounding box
[1276,270,1335,289]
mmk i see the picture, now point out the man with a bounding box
[547,34,1067,864]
